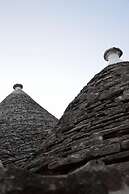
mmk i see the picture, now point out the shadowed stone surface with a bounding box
[26,62,129,174]
[1,60,129,193]
[0,161,129,194]
[0,87,58,168]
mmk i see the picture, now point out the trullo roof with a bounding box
[27,48,129,174]
[0,84,58,168]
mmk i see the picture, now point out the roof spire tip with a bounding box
[13,84,23,90]
[104,47,123,64]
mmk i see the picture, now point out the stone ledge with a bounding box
[0,160,129,194]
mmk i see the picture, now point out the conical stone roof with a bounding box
[0,84,58,168]
[28,48,129,174]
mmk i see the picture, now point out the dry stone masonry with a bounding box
[0,47,129,194]
[0,84,58,168]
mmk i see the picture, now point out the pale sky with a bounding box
[0,0,129,118]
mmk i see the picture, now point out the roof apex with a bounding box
[104,47,123,62]
[13,83,23,90]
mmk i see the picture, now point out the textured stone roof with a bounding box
[0,85,58,168]
[1,49,129,194]
[27,61,129,173]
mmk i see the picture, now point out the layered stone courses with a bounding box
[27,62,129,174]
[0,87,58,168]
[1,52,129,193]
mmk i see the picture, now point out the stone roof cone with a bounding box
[28,47,129,174]
[0,84,58,168]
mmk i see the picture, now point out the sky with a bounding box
[0,0,129,118]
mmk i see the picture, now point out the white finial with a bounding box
[13,84,23,90]
[104,47,123,65]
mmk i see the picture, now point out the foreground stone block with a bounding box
[0,161,129,194]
